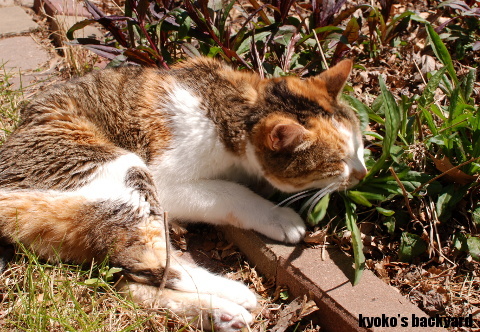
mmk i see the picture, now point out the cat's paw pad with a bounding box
[210,300,253,332]
[266,206,306,243]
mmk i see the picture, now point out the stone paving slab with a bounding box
[0,35,52,88]
[0,0,15,7]
[0,36,50,70]
[34,0,90,17]
[0,6,38,37]
[223,226,445,332]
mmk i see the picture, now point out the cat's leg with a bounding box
[0,152,256,331]
[68,153,258,330]
[123,284,254,332]
[158,180,306,243]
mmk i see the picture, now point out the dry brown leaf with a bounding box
[304,229,326,244]
[431,155,477,185]
[270,295,319,332]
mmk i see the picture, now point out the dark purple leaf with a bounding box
[66,19,97,40]
[124,48,157,66]
[84,44,123,60]
[84,0,106,20]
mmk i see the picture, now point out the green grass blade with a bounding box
[343,197,365,285]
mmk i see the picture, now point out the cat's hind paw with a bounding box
[207,298,254,332]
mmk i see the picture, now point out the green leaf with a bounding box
[383,216,396,235]
[279,290,289,300]
[473,205,480,226]
[467,236,480,262]
[308,193,330,226]
[426,24,458,85]
[236,31,271,55]
[273,25,296,46]
[105,267,122,280]
[376,207,395,216]
[343,198,365,285]
[453,232,468,251]
[462,68,476,102]
[296,26,342,46]
[348,191,372,207]
[436,184,469,222]
[418,67,447,108]
[398,232,427,262]
[178,14,192,39]
[342,95,370,131]
[365,76,401,178]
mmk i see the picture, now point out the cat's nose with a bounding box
[351,167,367,181]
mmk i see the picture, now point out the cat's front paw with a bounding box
[258,206,306,243]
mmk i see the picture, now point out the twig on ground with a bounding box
[159,211,170,290]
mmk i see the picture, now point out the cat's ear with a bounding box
[268,122,306,151]
[316,59,353,99]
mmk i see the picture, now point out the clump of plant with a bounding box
[302,24,479,283]
[68,0,367,75]
[436,0,480,62]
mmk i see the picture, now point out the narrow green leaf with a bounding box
[426,24,458,85]
[219,0,236,36]
[446,86,460,132]
[462,68,476,102]
[418,67,447,108]
[365,76,401,178]
[308,193,330,226]
[343,198,365,285]
[348,191,372,207]
[376,207,395,216]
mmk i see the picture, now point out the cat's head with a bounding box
[248,60,367,193]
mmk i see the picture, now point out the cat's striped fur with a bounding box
[0,57,366,331]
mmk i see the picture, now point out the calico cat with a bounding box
[0,57,366,331]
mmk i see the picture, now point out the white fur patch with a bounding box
[150,84,238,184]
[338,123,366,178]
[72,153,150,214]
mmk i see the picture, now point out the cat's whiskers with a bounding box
[296,183,336,216]
[276,189,317,208]
[307,183,337,216]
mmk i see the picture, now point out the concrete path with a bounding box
[0,2,52,89]
[0,0,101,90]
